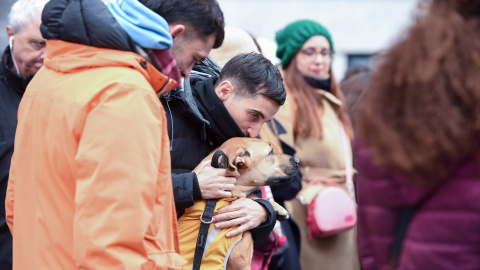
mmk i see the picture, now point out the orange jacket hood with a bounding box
[45,40,178,94]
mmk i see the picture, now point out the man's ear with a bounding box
[169,24,185,39]
[6,25,13,40]
[215,80,235,101]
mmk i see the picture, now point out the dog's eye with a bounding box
[268,149,274,156]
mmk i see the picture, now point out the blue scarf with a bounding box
[107,0,172,50]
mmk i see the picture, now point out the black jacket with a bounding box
[0,46,34,270]
[160,69,276,245]
[267,137,303,270]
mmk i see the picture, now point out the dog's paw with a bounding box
[270,201,290,221]
[276,211,290,221]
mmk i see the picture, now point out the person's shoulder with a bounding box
[187,70,214,86]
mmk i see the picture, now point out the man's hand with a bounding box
[195,160,238,199]
[212,198,268,237]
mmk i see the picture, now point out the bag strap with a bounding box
[192,150,227,270]
[389,207,416,269]
[260,186,273,201]
[339,121,355,197]
[192,199,216,270]
[307,178,341,188]
[297,122,353,202]
[388,154,474,269]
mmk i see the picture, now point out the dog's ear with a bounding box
[224,146,251,172]
[233,148,251,169]
[226,157,237,173]
[234,156,246,168]
[222,147,238,173]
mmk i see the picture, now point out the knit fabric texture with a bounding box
[275,19,334,69]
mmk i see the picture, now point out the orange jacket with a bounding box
[5,40,186,270]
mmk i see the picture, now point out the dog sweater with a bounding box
[178,197,243,270]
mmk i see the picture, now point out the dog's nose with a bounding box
[293,157,300,165]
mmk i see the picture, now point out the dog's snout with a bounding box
[292,156,300,165]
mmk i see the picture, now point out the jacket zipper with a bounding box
[164,94,174,152]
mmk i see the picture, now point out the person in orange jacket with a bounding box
[0,1,49,269]
[5,0,225,269]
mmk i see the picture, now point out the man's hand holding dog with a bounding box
[195,160,238,199]
[195,159,268,238]
[212,198,268,237]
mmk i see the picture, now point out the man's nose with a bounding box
[247,124,263,138]
[39,47,47,61]
[181,62,195,79]
[181,69,191,79]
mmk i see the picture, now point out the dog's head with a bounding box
[213,137,299,197]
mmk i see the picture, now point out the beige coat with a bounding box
[276,88,360,270]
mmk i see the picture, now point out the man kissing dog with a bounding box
[160,53,289,268]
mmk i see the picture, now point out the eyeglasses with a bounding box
[300,48,334,60]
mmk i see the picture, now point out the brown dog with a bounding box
[177,137,299,270]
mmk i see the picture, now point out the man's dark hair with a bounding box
[138,0,225,48]
[216,53,286,106]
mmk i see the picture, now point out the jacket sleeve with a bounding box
[172,172,202,213]
[251,197,276,246]
[73,85,179,269]
[271,170,302,202]
[271,138,302,201]
[5,156,15,234]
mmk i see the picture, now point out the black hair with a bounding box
[216,53,286,106]
[138,0,225,48]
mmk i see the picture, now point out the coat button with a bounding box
[140,60,147,69]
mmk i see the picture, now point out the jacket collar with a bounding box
[318,89,342,108]
[0,46,33,96]
[164,70,215,127]
[192,77,244,146]
[166,73,244,146]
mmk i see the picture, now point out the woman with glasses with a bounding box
[274,20,359,270]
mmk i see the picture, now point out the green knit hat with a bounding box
[275,19,334,69]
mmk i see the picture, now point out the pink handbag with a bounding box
[297,121,357,239]
[303,179,356,239]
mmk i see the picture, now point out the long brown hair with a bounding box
[283,56,353,140]
[357,0,480,182]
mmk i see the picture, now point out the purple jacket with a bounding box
[355,140,480,270]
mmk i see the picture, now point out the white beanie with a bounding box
[209,26,260,67]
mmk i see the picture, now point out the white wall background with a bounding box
[0,0,17,50]
[217,0,419,79]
